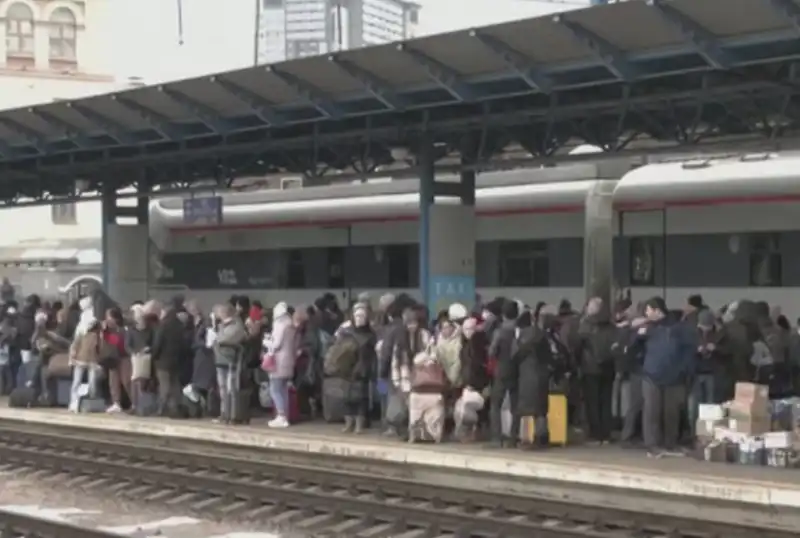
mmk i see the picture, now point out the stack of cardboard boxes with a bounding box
[728,382,770,435]
[694,382,799,467]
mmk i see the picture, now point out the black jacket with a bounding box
[516,325,551,417]
[488,319,518,381]
[152,311,187,371]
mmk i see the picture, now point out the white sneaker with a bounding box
[268,416,289,428]
[68,402,78,413]
[106,404,122,414]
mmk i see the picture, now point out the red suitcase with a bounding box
[288,384,301,423]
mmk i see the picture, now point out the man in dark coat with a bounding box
[488,299,520,448]
[516,306,554,448]
[152,297,188,416]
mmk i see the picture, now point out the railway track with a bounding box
[0,508,121,538]
[0,424,795,538]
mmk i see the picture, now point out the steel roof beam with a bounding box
[27,108,93,148]
[110,96,183,141]
[469,30,553,93]
[68,102,137,145]
[208,76,285,126]
[327,55,408,110]
[265,66,342,118]
[0,138,16,158]
[647,0,732,70]
[0,118,46,154]
[767,0,800,32]
[395,43,479,101]
[158,86,232,134]
[552,15,637,81]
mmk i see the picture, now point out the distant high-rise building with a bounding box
[257,0,420,64]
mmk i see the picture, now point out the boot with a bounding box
[354,416,365,434]
[342,416,355,433]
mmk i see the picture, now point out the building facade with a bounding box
[258,0,419,64]
[0,0,132,295]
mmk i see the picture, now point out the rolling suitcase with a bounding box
[226,354,251,425]
[547,393,569,446]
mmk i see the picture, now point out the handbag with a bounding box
[411,354,448,392]
[261,352,276,373]
[97,336,120,369]
[131,351,152,381]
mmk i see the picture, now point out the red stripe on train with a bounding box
[168,193,800,235]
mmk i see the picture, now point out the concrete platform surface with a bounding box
[0,406,798,510]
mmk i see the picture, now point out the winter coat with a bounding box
[515,325,551,418]
[152,311,187,371]
[270,314,297,379]
[213,317,246,369]
[459,331,489,392]
[70,329,101,366]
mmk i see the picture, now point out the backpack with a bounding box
[323,333,361,378]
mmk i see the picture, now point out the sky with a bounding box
[110,0,584,83]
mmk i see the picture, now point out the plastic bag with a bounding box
[454,387,485,427]
[501,391,512,437]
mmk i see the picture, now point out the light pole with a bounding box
[253,0,262,65]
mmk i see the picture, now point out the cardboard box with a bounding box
[696,419,725,438]
[764,431,795,450]
[730,416,771,435]
[728,400,769,421]
[734,382,769,404]
[698,404,725,421]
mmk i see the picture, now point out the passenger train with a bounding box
[149,153,800,316]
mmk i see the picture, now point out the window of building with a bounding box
[48,7,77,63]
[498,241,549,287]
[51,203,77,225]
[5,3,35,59]
[629,237,655,286]
[749,233,782,287]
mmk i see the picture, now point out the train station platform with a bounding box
[0,405,799,528]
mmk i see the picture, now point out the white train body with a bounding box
[149,154,800,316]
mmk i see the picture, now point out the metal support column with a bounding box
[100,184,116,287]
[418,136,434,314]
[418,139,477,317]
[101,179,151,305]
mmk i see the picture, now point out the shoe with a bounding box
[106,403,122,414]
[268,416,289,428]
[646,449,664,459]
[342,416,355,433]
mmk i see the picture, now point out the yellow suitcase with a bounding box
[547,393,569,446]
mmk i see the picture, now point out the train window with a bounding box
[285,249,306,289]
[387,245,411,288]
[629,237,655,286]
[749,234,781,287]
[498,241,548,287]
[327,247,345,288]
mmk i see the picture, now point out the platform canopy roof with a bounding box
[1,0,800,196]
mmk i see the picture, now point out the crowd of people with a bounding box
[0,290,798,458]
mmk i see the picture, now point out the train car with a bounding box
[149,153,800,316]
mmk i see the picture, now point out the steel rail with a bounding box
[0,508,122,538]
[0,427,795,538]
